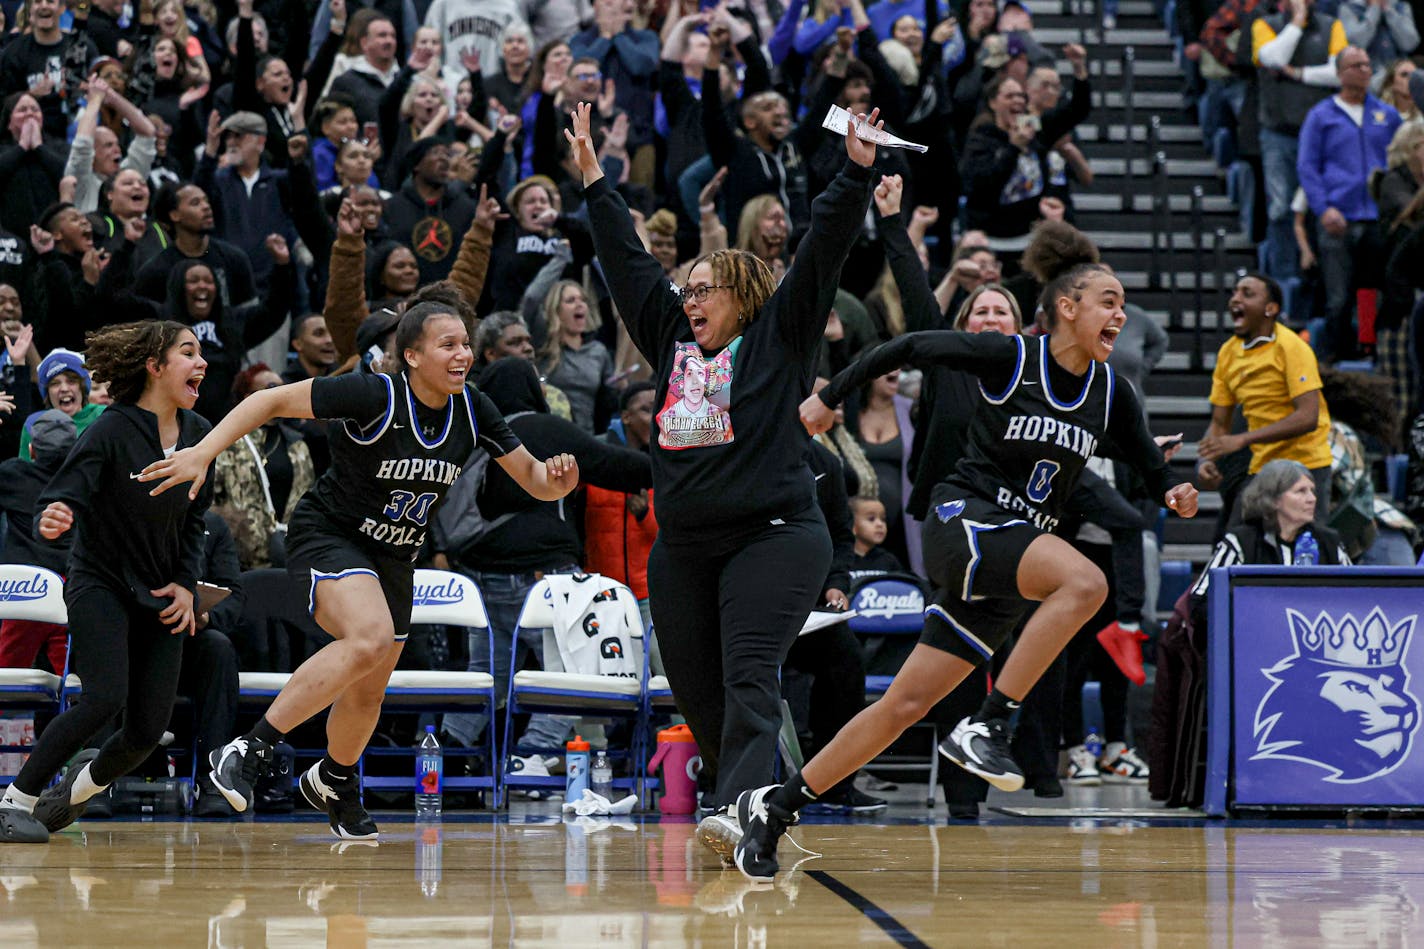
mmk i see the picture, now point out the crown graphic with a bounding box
[1287,608,1416,668]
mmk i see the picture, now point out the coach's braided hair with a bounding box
[1023,221,1106,331]
[690,249,778,323]
[84,320,193,405]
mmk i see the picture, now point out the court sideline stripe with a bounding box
[807,869,932,949]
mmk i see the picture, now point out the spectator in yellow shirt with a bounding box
[1198,272,1334,518]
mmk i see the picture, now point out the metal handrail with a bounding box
[1190,185,1206,370]
[1115,46,1137,211]
[1158,151,1179,325]
[1214,228,1229,337]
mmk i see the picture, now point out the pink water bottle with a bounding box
[647,725,699,814]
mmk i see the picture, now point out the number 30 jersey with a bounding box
[301,372,521,561]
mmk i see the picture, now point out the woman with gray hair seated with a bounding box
[1152,459,1351,807]
[1189,459,1352,604]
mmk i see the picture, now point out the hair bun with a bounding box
[1021,220,1100,284]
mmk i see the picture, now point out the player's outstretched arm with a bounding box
[140,379,317,499]
[496,446,580,501]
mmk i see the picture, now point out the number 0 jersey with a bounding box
[952,334,1114,533]
[297,372,521,561]
[821,331,1178,534]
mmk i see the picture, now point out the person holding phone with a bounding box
[0,321,213,844]
[959,44,1091,244]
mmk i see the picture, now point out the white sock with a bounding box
[1119,622,1141,632]
[1,786,38,813]
[70,763,107,806]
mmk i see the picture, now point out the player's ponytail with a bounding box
[1022,221,1108,331]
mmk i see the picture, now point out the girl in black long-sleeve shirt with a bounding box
[0,321,213,844]
[733,221,1201,882]
[567,101,877,841]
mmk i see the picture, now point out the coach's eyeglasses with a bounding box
[678,284,731,305]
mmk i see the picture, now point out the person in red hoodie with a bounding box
[583,381,663,671]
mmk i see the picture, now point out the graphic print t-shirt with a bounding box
[657,338,740,450]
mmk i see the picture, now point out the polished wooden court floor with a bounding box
[3,806,1423,948]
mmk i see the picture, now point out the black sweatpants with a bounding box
[648,506,832,809]
[1061,541,1129,746]
[784,619,865,797]
[1066,471,1146,626]
[14,586,185,795]
[178,628,239,763]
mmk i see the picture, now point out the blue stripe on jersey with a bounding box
[344,373,396,445]
[404,372,454,449]
[1103,362,1116,428]
[1039,336,1096,411]
[926,604,994,660]
[461,386,479,443]
[978,334,1026,405]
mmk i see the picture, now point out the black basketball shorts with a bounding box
[285,506,415,643]
[918,485,1043,665]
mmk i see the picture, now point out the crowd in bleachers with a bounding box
[0,0,1419,816]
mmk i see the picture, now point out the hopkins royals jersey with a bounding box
[300,372,520,561]
[951,335,1115,533]
[821,330,1170,538]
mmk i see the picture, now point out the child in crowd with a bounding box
[849,495,906,581]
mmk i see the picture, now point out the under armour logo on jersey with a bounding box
[935,499,966,523]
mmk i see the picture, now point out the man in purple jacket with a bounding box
[1297,44,1401,362]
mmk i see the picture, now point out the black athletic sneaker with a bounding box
[733,785,794,883]
[33,748,99,832]
[0,806,48,843]
[209,735,275,813]
[299,762,379,840]
[939,716,1025,792]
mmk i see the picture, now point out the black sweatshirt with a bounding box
[809,437,853,595]
[465,358,652,572]
[36,403,214,610]
[585,159,874,541]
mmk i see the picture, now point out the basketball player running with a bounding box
[733,230,1199,881]
[0,322,212,844]
[140,302,580,839]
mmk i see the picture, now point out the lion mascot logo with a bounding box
[1253,608,1420,783]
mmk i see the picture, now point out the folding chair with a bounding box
[0,565,67,786]
[359,569,498,803]
[847,573,939,807]
[500,575,646,803]
[237,569,498,804]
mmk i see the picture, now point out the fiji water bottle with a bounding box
[566,735,590,801]
[415,725,442,819]
[591,750,613,800]
[1293,530,1319,566]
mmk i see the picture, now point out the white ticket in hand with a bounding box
[821,105,928,153]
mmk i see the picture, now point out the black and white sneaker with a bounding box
[733,786,795,884]
[209,735,275,813]
[33,748,99,832]
[299,762,379,840]
[939,716,1025,792]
